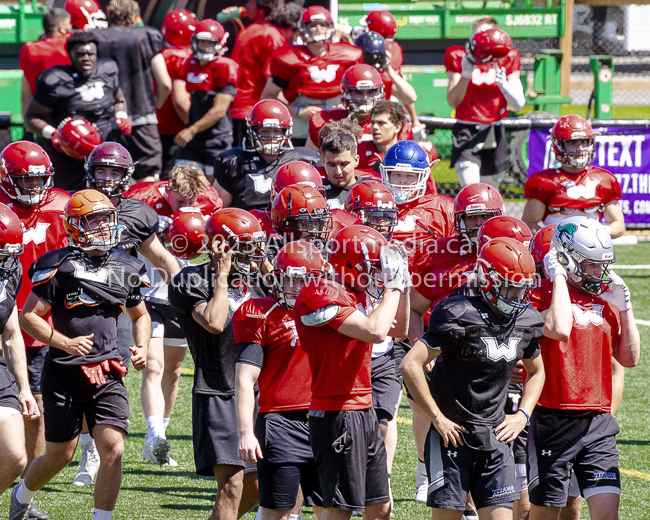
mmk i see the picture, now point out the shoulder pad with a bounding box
[28,246,78,283]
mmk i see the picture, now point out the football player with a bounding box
[168,208,268,520]
[65,0,106,31]
[172,19,238,181]
[0,141,69,520]
[19,8,72,111]
[126,162,222,466]
[400,237,545,519]
[358,101,407,174]
[235,241,326,520]
[157,9,195,178]
[213,99,321,211]
[528,217,639,520]
[13,190,151,520]
[522,115,625,238]
[261,6,362,144]
[0,205,40,498]
[230,2,303,146]
[294,225,409,520]
[407,182,504,503]
[23,31,128,191]
[344,180,398,239]
[445,16,524,187]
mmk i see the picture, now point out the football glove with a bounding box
[600,270,631,312]
[114,111,132,136]
[380,244,405,292]
[544,247,575,280]
[461,54,476,79]
[156,215,173,234]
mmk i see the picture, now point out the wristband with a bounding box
[42,125,56,139]
[517,408,530,423]
[297,107,303,118]
[115,111,128,120]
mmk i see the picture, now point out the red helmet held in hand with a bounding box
[467,27,512,64]
[57,118,102,161]
[551,115,596,168]
[530,224,556,276]
[0,202,23,281]
[272,161,324,200]
[164,208,206,260]
[162,9,197,48]
[364,11,398,38]
[476,215,533,252]
[0,141,54,207]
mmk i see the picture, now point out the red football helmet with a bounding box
[57,118,102,161]
[476,237,536,319]
[364,11,398,38]
[65,0,107,30]
[0,202,23,280]
[204,208,266,274]
[85,142,135,197]
[0,141,54,207]
[299,6,335,44]
[551,115,595,168]
[328,225,388,297]
[467,27,513,64]
[341,64,385,115]
[246,100,293,156]
[63,189,121,251]
[162,9,197,48]
[272,240,327,309]
[164,208,206,260]
[272,161,324,200]
[344,180,398,238]
[454,183,505,245]
[191,19,228,61]
[530,224,556,275]
[476,216,533,253]
[271,186,332,244]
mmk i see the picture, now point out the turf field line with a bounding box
[634,319,650,326]
[620,468,650,481]
[397,416,413,425]
[180,367,194,375]
[613,265,650,269]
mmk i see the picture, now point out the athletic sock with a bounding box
[92,508,113,520]
[79,433,95,449]
[15,481,36,505]
[146,415,166,439]
[162,417,170,434]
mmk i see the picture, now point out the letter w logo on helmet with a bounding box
[482,337,520,362]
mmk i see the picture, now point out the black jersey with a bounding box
[0,260,22,393]
[94,26,164,117]
[168,265,266,396]
[421,295,543,436]
[32,59,120,138]
[323,178,357,210]
[213,147,321,211]
[115,197,159,254]
[29,247,148,366]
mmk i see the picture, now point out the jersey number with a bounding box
[482,337,520,362]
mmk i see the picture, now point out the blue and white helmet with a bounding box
[380,141,431,205]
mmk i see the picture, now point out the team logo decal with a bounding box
[563,178,599,200]
[482,337,520,362]
[187,72,209,84]
[556,222,578,248]
[307,64,340,83]
[571,303,604,326]
[22,222,50,245]
[249,173,272,194]
[75,81,105,102]
[70,259,112,283]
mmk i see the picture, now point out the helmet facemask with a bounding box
[68,207,122,251]
[214,225,267,275]
[248,123,292,156]
[301,20,334,44]
[357,203,398,239]
[342,84,384,115]
[7,168,54,207]
[354,242,384,299]
[192,35,226,62]
[455,209,503,248]
[554,137,595,168]
[563,253,615,296]
[477,260,536,319]
[272,265,324,309]
[380,164,430,205]
[87,164,134,198]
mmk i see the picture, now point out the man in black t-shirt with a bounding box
[169,208,268,520]
[401,237,546,517]
[213,99,321,211]
[24,31,127,192]
[93,0,171,182]
[11,190,151,520]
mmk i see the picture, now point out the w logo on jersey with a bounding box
[564,178,599,200]
[482,337,521,362]
[572,304,604,326]
[187,72,209,84]
[307,64,340,84]
[394,215,417,233]
[70,260,111,283]
[22,222,50,245]
[471,68,497,86]
[75,81,105,102]
[249,173,272,194]
[283,320,298,347]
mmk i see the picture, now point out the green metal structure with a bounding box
[530,49,572,114]
[589,55,613,119]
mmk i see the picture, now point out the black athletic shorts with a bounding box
[232,118,247,149]
[0,393,21,415]
[527,407,621,508]
[111,123,163,180]
[26,346,48,395]
[425,425,518,510]
[192,392,258,477]
[159,134,181,180]
[371,352,402,426]
[116,312,133,366]
[505,383,527,465]
[309,408,390,512]
[41,361,130,443]
[147,302,188,346]
[178,139,231,170]
[255,410,323,510]
[451,122,508,177]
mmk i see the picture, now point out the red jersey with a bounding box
[125,181,223,217]
[230,23,288,120]
[233,297,312,412]
[524,166,622,226]
[183,56,239,96]
[19,34,71,93]
[393,193,455,268]
[412,236,477,308]
[157,47,190,136]
[308,109,371,146]
[531,279,620,412]
[386,40,403,73]
[379,68,394,99]
[269,43,362,103]
[443,45,521,123]
[0,189,70,347]
[294,277,371,411]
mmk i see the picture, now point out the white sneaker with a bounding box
[73,443,100,486]
[143,435,170,465]
[415,461,428,504]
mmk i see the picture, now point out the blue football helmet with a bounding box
[355,31,389,71]
[380,141,431,204]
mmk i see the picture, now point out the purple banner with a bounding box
[527,126,650,227]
